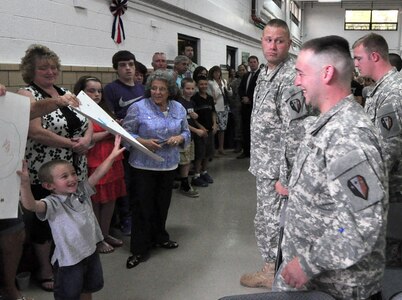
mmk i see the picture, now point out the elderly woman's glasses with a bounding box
[150,86,168,92]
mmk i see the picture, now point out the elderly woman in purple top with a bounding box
[123,70,190,269]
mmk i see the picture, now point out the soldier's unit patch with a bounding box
[347,175,369,200]
[376,103,401,138]
[381,116,393,131]
[290,99,301,113]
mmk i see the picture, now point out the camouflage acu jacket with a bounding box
[274,96,388,299]
[365,68,402,196]
[249,57,309,181]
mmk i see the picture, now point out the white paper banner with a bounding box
[74,91,163,162]
[0,92,30,219]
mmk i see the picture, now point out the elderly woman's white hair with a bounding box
[144,69,179,99]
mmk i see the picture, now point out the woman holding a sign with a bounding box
[18,44,93,291]
[123,70,190,269]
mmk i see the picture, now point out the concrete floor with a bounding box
[23,152,267,300]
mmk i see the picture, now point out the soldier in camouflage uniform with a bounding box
[273,36,387,300]
[240,19,309,288]
[353,33,402,267]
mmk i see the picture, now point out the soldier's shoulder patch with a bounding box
[284,88,307,120]
[347,175,369,200]
[377,102,402,138]
[328,149,384,212]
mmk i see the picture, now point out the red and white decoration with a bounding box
[110,0,128,44]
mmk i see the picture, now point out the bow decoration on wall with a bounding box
[110,0,128,44]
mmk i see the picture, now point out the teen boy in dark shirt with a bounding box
[191,76,217,187]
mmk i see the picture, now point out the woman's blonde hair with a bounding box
[20,44,61,84]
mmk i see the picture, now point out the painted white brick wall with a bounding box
[0,0,270,69]
[3,0,400,70]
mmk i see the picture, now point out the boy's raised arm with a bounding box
[17,160,47,213]
[88,135,125,188]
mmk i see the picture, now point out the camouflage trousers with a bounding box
[254,177,282,263]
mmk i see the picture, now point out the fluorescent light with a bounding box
[318,0,341,2]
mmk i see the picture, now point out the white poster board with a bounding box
[74,91,163,162]
[0,92,30,219]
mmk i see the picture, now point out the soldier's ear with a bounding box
[322,65,335,84]
[370,52,381,63]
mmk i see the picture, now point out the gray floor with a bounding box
[23,152,267,300]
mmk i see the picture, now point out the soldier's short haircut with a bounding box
[302,35,354,82]
[266,19,290,38]
[352,33,389,61]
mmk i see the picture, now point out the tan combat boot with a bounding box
[240,262,275,288]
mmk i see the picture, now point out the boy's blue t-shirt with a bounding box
[103,79,145,119]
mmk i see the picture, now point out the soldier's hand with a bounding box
[275,181,289,196]
[281,257,308,289]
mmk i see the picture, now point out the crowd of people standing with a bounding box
[1,17,402,300]
[0,40,260,300]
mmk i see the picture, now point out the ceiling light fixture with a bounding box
[318,0,342,2]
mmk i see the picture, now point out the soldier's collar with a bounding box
[310,95,354,136]
[368,68,397,97]
[264,57,290,82]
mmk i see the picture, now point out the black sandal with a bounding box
[126,252,150,269]
[156,240,179,249]
[126,255,140,269]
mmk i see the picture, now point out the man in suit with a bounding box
[237,55,260,158]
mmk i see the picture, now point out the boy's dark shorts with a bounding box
[54,251,104,300]
[194,131,214,160]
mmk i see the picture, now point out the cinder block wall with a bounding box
[0,64,118,93]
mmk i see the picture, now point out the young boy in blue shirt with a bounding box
[18,136,125,300]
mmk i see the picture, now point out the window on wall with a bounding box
[345,10,398,31]
[226,46,237,71]
[178,34,199,64]
[290,1,301,26]
[272,0,282,9]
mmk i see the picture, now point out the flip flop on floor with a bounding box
[104,235,123,247]
[97,241,114,254]
[37,278,54,292]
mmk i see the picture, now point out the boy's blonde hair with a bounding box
[38,159,71,183]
